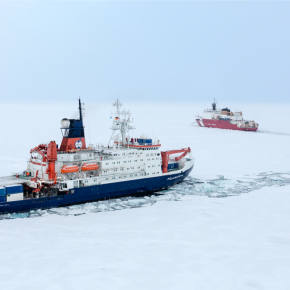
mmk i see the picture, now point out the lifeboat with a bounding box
[81,163,99,171]
[61,165,79,173]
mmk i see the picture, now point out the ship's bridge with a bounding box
[114,133,161,150]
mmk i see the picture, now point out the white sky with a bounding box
[0,1,289,103]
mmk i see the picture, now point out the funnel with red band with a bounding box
[60,99,86,151]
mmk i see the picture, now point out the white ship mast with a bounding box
[108,100,135,147]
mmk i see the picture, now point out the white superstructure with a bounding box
[21,100,193,197]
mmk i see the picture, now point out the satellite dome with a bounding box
[61,118,70,128]
[140,133,148,139]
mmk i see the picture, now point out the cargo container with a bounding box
[5,184,23,195]
[0,196,6,203]
[0,187,6,197]
[138,138,152,145]
[6,192,23,202]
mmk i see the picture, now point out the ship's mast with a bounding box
[78,97,85,120]
[212,98,217,111]
[108,100,135,147]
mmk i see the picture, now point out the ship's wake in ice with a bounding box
[255,130,290,136]
[1,171,290,220]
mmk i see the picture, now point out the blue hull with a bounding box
[0,166,193,214]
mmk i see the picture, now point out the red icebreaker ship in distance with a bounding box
[196,100,259,131]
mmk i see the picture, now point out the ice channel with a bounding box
[1,171,290,220]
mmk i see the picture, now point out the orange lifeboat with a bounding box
[61,165,79,174]
[81,163,99,171]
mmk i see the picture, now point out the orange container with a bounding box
[81,163,99,171]
[61,165,79,173]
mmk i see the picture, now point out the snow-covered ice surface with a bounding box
[0,102,290,289]
[1,186,290,290]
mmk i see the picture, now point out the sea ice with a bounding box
[1,102,290,289]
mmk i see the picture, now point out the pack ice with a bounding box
[0,102,290,290]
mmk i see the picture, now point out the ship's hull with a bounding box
[196,119,258,131]
[0,166,193,215]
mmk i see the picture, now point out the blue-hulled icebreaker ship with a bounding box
[0,100,194,214]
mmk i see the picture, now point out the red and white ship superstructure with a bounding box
[0,99,194,214]
[196,100,259,131]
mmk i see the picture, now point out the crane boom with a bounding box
[161,147,191,173]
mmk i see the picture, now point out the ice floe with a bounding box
[2,171,290,220]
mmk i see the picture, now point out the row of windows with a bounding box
[113,152,141,156]
[105,172,146,180]
[106,159,145,165]
[146,153,160,157]
[103,166,141,172]
[140,147,158,151]
[147,172,160,175]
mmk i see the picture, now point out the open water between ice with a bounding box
[1,171,290,220]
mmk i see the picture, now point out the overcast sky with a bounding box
[0,1,289,104]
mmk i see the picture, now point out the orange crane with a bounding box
[30,141,57,181]
[161,147,191,173]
